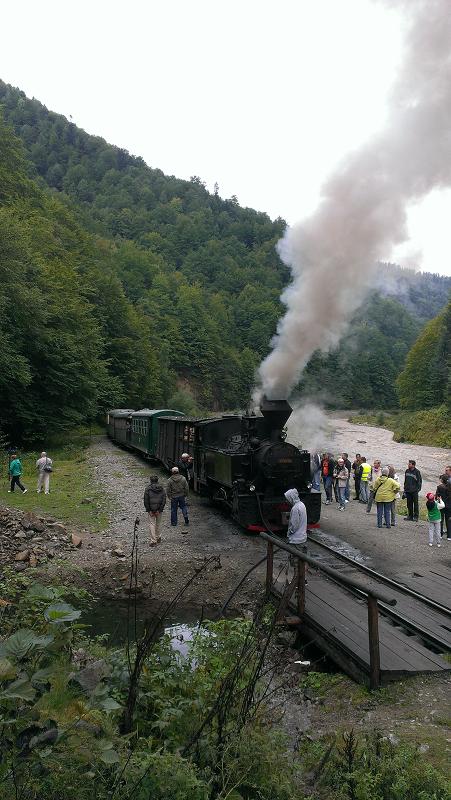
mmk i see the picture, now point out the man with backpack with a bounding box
[36,451,53,495]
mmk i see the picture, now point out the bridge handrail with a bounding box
[259,532,397,606]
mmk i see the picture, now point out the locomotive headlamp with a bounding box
[249,484,256,492]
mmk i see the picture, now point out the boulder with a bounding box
[22,512,45,533]
[15,550,30,562]
[46,523,67,537]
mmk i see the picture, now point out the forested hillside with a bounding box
[398,299,451,411]
[1,79,450,440]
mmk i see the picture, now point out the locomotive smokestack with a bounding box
[260,395,292,436]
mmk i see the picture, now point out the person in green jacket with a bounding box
[371,468,400,529]
[426,492,441,547]
[8,454,27,494]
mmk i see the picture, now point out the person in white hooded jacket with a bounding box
[284,488,308,544]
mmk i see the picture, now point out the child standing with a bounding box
[426,492,441,547]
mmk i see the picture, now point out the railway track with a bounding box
[305,532,451,655]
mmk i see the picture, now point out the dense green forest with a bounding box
[0,79,450,441]
[397,299,451,411]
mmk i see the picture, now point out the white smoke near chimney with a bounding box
[255,0,451,402]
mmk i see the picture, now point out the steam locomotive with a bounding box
[106,396,321,532]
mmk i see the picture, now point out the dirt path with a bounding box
[287,411,451,578]
[55,436,267,606]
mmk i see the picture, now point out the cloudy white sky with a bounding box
[2,0,451,276]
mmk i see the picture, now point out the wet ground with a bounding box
[46,425,451,604]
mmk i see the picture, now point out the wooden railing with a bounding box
[260,532,397,690]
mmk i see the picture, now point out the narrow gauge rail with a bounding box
[304,536,451,654]
[262,532,451,685]
[308,532,451,616]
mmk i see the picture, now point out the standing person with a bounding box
[342,453,352,502]
[178,453,193,483]
[387,465,400,527]
[436,474,451,540]
[403,459,422,521]
[352,454,362,500]
[36,451,53,495]
[310,452,322,492]
[371,468,400,529]
[425,492,442,547]
[321,453,335,505]
[8,454,27,494]
[366,459,382,513]
[333,458,349,511]
[143,475,167,547]
[284,488,307,545]
[167,467,189,527]
[359,457,372,503]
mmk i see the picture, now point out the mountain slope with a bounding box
[1,79,450,418]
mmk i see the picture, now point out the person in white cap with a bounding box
[166,467,189,526]
[36,451,53,495]
[178,452,193,482]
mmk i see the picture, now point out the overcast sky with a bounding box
[2,0,451,276]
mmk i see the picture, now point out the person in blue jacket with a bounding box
[8,454,27,494]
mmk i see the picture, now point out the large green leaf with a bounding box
[0,629,54,660]
[25,584,60,601]
[0,676,36,701]
[0,659,16,681]
[44,603,81,624]
[99,740,120,764]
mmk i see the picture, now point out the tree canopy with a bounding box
[397,300,451,411]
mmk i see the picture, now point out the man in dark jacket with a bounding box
[352,454,361,500]
[403,460,422,521]
[144,475,167,546]
[178,453,193,483]
[167,467,189,526]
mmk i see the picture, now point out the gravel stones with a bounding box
[0,505,83,570]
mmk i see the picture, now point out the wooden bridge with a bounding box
[261,532,451,688]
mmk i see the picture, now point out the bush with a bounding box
[318,730,451,800]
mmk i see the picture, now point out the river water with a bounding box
[288,409,451,494]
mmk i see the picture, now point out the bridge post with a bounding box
[297,559,306,617]
[367,594,381,689]
[265,541,274,598]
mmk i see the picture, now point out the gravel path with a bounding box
[63,436,267,605]
[296,412,451,580]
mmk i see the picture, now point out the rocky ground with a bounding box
[0,506,84,571]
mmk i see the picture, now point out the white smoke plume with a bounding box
[286,402,334,455]
[255,0,451,402]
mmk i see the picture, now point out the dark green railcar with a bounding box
[130,409,185,457]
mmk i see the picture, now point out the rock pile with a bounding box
[0,506,82,571]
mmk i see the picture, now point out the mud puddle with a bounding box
[82,599,233,647]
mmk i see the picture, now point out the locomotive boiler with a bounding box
[192,396,320,531]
